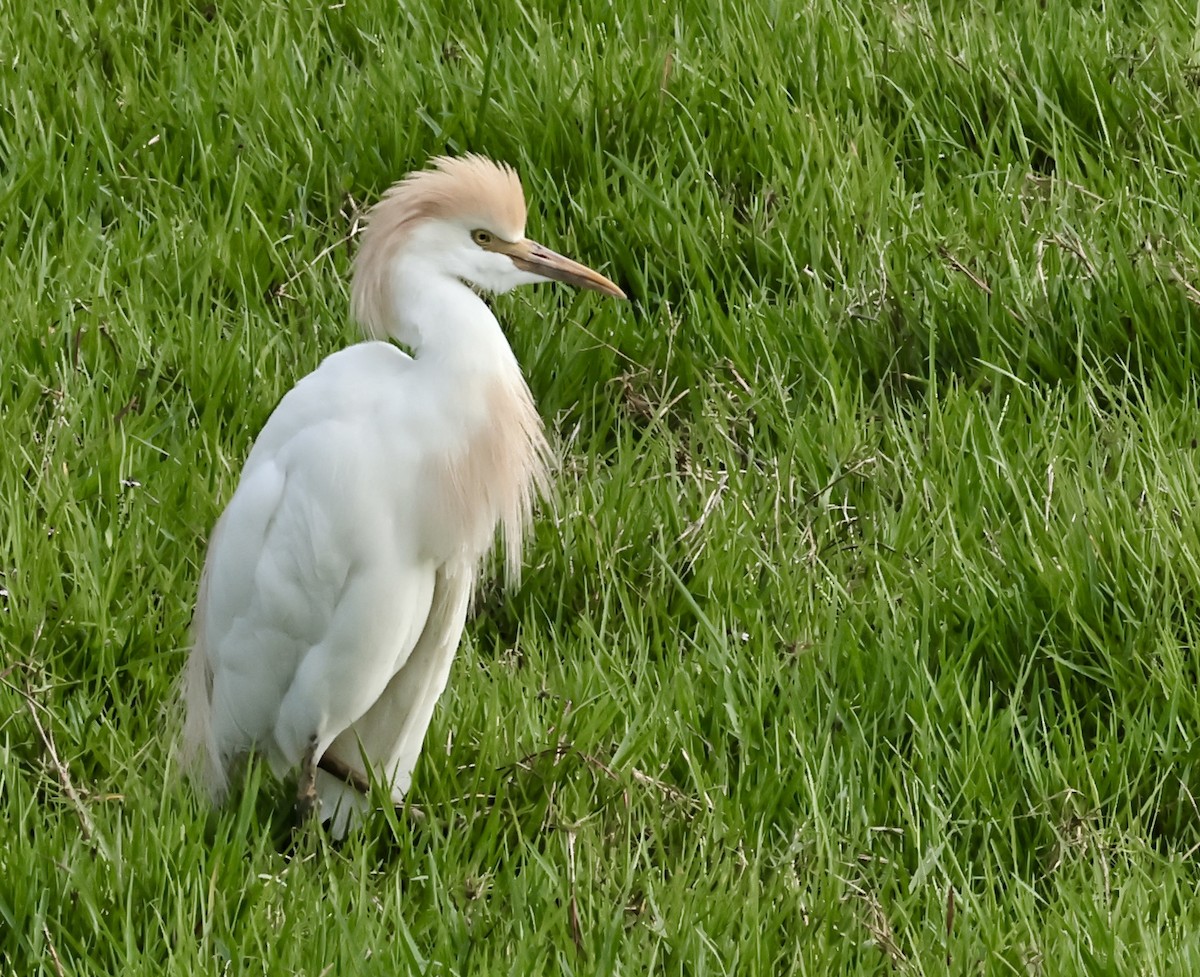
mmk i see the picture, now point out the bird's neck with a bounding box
[378,260,549,577]
[384,263,521,380]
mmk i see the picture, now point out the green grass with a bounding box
[3,0,1200,972]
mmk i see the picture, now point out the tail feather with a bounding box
[179,553,229,802]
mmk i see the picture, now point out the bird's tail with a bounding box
[178,564,229,802]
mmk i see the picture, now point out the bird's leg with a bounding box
[317,752,372,795]
[295,734,320,824]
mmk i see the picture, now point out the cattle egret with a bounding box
[182,155,625,834]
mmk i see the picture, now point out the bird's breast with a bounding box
[421,375,549,569]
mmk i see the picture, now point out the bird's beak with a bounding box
[494,238,627,299]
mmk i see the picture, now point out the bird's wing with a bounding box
[314,561,474,832]
[189,341,454,794]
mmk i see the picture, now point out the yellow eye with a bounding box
[471,229,493,246]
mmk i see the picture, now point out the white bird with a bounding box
[182,155,625,834]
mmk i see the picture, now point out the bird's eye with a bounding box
[471,229,493,246]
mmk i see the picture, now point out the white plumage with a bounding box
[182,155,624,834]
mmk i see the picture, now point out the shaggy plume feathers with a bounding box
[348,155,549,579]
[433,372,551,582]
[351,155,527,340]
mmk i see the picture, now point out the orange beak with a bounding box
[493,238,627,299]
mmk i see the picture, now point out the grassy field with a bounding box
[3,0,1200,972]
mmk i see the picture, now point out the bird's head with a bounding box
[351,155,625,341]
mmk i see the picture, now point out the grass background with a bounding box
[3,0,1200,972]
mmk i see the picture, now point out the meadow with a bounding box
[3,0,1200,972]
